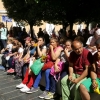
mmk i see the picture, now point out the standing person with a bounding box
[0,22,7,50]
[79,38,100,100]
[61,40,93,100]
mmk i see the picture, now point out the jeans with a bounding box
[50,71,67,93]
[0,39,7,49]
[8,56,14,69]
[22,63,29,80]
[33,69,51,91]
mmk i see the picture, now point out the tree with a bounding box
[2,0,43,38]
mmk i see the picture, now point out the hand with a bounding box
[37,41,41,46]
[72,78,80,84]
[55,67,60,73]
[8,54,12,57]
[68,75,73,82]
[92,80,98,89]
[49,45,53,50]
[64,48,69,57]
[28,68,32,75]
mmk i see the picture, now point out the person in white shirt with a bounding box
[0,22,7,49]
[86,28,100,55]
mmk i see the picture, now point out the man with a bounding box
[79,38,100,100]
[61,40,93,100]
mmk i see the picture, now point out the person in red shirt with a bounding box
[79,38,100,100]
[61,40,93,100]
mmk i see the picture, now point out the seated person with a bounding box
[45,39,72,99]
[26,38,63,99]
[79,38,100,100]
[86,28,100,55]
[16,37,47,92]
[61,40,93,100]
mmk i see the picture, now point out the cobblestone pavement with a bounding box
[0,70,60,100]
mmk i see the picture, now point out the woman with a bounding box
[26,38,63,99]
[45,39,72,99]
[16,37,47,92]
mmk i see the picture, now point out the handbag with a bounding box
[50,61,64,81]
[42,61,54,70]
[30,58,44,75]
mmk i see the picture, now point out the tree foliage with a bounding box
[2,0,100,36]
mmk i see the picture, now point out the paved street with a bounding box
[0,70,100,100]
[0,70,60,100]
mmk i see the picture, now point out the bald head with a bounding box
[72,40,83,55]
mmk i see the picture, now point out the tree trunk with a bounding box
[62,21,69,30]
[29,23,33,39]
[86,21,89,29]
[69,21,73,37]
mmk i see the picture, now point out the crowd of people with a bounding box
[0,22,100,100]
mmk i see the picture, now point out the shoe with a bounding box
[16,83,26,89]
[7,68,15,73]
[20,86,30,92]
[14,75,21,80]
[44,92,56,99]
[38,91,48,99]
[7,68,12,73]
[26,87,38,93]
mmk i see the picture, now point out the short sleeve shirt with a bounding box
[69,48,93,75]
[86,36,96,46]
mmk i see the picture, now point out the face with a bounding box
[25,40,30,44]
[72,41,83,55]
[65,41,72,51]
[38,38,44,46]
[31,41,35,46]
[50,39,58,48]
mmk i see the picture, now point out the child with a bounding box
[1,39,13,54]
[79,38,100,100]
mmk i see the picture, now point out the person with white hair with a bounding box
[86,28,100,55]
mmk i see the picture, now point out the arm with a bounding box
[37,45,47,57]
[76,65,89,82]
[68,62,74,81]
[54,58,60,72]
[50,46,63,60]
[91,63,97,80]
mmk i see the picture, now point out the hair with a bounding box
[38,36,45,41]
[7,38,13,43]
[17,42,22,48]
[74,36,84,44]
[65,39,72,44]
[0,22,5,27]
[32,39,38,43]
[50,37,59,43]
[71,40,83,49]
[95,38,100,45]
